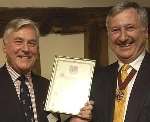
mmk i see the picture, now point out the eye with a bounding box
[111,28,120,34]
[28,40,38,47]
[14,38,24,45]
[126,25,135,31]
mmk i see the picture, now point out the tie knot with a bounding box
[118,64,136,90]
[120,64,131,82]
[121,64,130,72]
[18,75,27,82]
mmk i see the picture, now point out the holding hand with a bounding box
[70,100,94,122]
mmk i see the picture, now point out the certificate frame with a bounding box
[45,56,95,115]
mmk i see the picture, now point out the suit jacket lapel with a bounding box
[1,65,20,103]
[111,63,119,121]
[32,74,41,121]
[31,73,49,122]
[104,62,119,122]
[0,65,25,120]
[125,53,150,122]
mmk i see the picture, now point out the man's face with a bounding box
[3,26,38,74]
[108,8,148,63]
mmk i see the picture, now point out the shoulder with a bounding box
[31,73,50,87]
[143,51,150,61]
[0,64,10,79]
[91,62,118,91]
[32,73,49,82]
[32,73,49,81]
[0,64,7,72]
[94,62,118,78]
[31,73,50,100]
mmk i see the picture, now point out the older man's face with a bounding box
[3,26,38,74]
[108,8,148,63]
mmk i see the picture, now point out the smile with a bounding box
[119,43,131,47]
[18,55,31,59]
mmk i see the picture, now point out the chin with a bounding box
[118,54,132,60]
[18,65,31,72]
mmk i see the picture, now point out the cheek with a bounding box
[109,32,120,41]
[31,48,38,56]
[136,40,146,50]
[4,42,18,54]
[4,46,15,56]
[109,40,116,49]
[29,49,38,61]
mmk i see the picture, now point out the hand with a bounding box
[70,100,94,122]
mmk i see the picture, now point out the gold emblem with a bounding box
[115,89,126,101]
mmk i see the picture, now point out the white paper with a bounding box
[45,56,95,115]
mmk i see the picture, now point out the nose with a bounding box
[22,42,29,52]
[119,29,128,42]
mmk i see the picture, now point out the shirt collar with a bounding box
[6,63,31,82]
[118,50,145,71]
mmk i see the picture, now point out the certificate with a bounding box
[45,56,95,115]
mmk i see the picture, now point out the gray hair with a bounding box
[106,1,148,30]
[3,18,40,42]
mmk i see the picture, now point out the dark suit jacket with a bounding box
[91,52,150,122]
[0,65,49,122]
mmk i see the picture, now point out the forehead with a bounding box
[10,26,37,37]
[4,27,38,44]
[16,25,36,33]
[109,8,140,27]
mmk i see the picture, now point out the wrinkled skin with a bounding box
[107,8,148,63]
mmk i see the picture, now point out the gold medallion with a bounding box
[115,89,125,101]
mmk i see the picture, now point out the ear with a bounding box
[2,39,7,53]
[144,27,148,40]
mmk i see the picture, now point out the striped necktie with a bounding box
[114,64,136,122]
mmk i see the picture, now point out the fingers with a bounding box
[78,109,92,120]
[78,100,94,120]
[80,101,94,111]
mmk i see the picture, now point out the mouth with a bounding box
[18,55,31,59]
[119,43,132,47]
[118,40,134,48]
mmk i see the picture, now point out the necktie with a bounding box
[19,75,34,122]
[121,64,130,82]
[113,64,136,122]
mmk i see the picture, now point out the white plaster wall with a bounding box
[0,39,6,66]
[108,45,117,64]
[39,33,84,79]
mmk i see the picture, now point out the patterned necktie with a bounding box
[113,64,131,122]
[19,75,34,122]
[121,64,130,82]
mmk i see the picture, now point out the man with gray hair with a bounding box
[91,1,150,122]
[0,18,92,122]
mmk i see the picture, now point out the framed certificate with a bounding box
[45,56,95,115]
